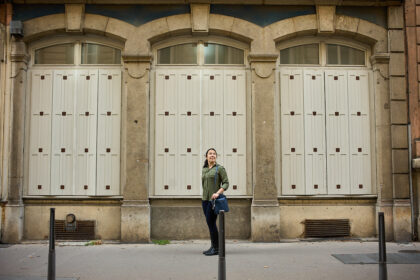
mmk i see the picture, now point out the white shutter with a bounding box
[75,70,98,195]
[51,70,75,195]
[177,70,201,195]
[325,70,350,194]
[304,70,326,195]
[155,70,178,195]
[223,70,246,195]
[29,70,53,195]
[348,71,371,194]
[280,69,305,195]
[202,70,224,165]
[97,69,121,195]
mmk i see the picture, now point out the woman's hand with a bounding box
[211,193,220,200]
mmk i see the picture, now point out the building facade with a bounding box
[0,0,416,243]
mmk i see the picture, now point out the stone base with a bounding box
[121,201,150,243]
[393,199,412,242]
[2,204,24,243]
[251,201,280,242]
[376,203,394,241]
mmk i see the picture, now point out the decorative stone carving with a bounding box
[123,55,152,79]
[248,54,278,79]
[65,4,84,32]
[190,4,210,34]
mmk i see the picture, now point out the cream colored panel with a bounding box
[75,70,98,196]
[348,71,371,194]
[178,71,200,195]
[51,70,75,195]
[224,70,246,115]
[280,69,305,195]
[202,70,224,164]
[97,70,121,195]
[29,71,53,195]
[304,70,326,195]
[155,70,178,195]
[325,70,349,194]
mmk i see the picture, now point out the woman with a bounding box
[201,148,229,256]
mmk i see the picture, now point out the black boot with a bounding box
[204,247,218,256]
[205,232,219,256]
[202,246,213,254]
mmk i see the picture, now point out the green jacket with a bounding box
[202,163,229,201]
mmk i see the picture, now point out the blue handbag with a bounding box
[211,166,229,214]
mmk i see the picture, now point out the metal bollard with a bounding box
[48,208,56,280]
[378,212,386,263]
[378,212,387,280]
[218,210,226,280]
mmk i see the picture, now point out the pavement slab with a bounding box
[0,241,419,280]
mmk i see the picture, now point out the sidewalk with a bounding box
[0,240,419,280]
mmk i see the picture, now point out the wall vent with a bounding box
[304,219,350,238]
[54,220,95,240]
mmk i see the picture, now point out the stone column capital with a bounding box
[248,54,278,79]
[370,53,390,65]
[248,53,278,64]
[123,54,152,79]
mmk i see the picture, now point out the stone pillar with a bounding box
[3,39,28,243]
[248,54,280,242]
[370,53,394,241]
[120,55,152,242]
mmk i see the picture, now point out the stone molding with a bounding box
[370,53,391,64]
[248,54,278,78]
[121,200,150,207]
[252,199,279,207]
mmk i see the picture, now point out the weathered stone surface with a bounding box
[389,53,406,76]
[151,200,251,239]
[393,174,410,198]
[2,205,24,243]
[24,204,121,240]
[392,149,409,174]
[388,6,404,29]
[390,76,407,100]
[293,14,317,36]
[376,204,394,241]
[390,101,408,124]
[65,4,84,32]
[167,13,191,35]
[393,200,412,242]
[84,13,108,34]
[404,0,416,27]
[391,125,408,148]
[190,3,209,34]
[389,30,405,52]
[23,14,65,40]
[121,204,150,242]
[106,17,136,41]
[251,205,280,241]
[317,5,335,33]
[335,14,359,36]
[208,14,234,36]
[280,204,376,238]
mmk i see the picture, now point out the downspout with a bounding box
[408,124,418,240]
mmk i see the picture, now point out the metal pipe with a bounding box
[379,263,388,280]
[218,210,226,280]
[48,208,55,280]
[408,124,418,241]
[378,212,386,263]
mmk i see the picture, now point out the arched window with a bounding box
[156,41,245,65]
[279,41,367,66]
[34,42,121,65]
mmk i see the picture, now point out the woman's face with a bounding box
[206,149,217,163]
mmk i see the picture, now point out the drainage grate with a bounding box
[304,219,350,238]
[54,220,95,240]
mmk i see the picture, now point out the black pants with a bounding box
[202,200,219,249]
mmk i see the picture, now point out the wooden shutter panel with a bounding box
[325,70,350,194]
[304,70,326,195]
[223,70,246,195]
[202,70,224,165]
[97,69,121,195]
[155,70,178,195]
[280,69,305,195]
[177,71,201,195]
[75,70,98,195]
[29,70,53,195]
[51,70,75,195]
[348,71,371,194]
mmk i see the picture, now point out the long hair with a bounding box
[203,148,217,168]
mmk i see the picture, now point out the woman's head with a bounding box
[203,148,217,167]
